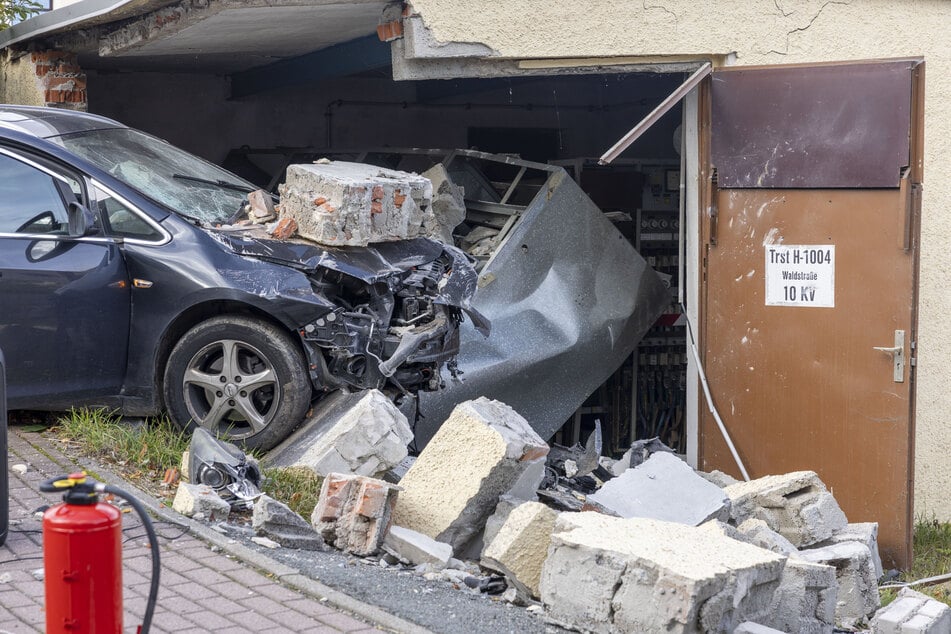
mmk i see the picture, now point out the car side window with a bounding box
[93,185,164,242]
[0,153,77,235]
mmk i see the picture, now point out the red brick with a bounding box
[371,185,384,201]
[268,216,297,240]
[394,190,407,207]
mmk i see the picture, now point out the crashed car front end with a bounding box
[217,231,487,400]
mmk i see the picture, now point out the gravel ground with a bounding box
[216,520,572,634]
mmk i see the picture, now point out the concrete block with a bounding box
[588,452,730,526]
[481,502,558,599]
[172,482,230,521]
[765,557,837,633]
[870,587,951,634]
[725,471,848,548]
[697,469,741,489]
[392,397,549,552]
[252,495,324,550]
[311,473,401,556]
[819,522,884,580]
[383,525,453,570]
[734,623,786,634]
[421,163,465,244]
[539,514,786,634]
[736,518,800,556]
[481,495,521,555]
[278,161,435,246]
[267,390,413,479]
[799,541,880,626]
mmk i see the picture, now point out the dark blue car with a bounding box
[0,106,484,450]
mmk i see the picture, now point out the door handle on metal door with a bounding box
[873,330,905,383]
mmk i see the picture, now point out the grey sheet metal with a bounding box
[416,167,669,444]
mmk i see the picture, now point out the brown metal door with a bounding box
[700,59,924,569]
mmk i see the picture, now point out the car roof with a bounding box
[0,105,125,139]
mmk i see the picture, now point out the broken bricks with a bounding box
[311,473,400,556]
[278,161,435,246]
[391,397,548,552]
[870,587,951,633]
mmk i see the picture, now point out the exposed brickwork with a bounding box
[30,49,87,109]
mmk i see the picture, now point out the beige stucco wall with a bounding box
[0,51,45,107]
[410,0,951,519]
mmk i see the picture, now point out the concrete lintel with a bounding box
[391,39,705,82]
[402,14,495,60]
[99,0,211,57]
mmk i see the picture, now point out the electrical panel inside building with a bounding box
[554,159,686,456]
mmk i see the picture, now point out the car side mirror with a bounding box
[67,202,98,238]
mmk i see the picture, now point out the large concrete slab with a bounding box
[278,161,435,246]
[392,398,548,552]
[539,514,786,634]
[588,452,730,525]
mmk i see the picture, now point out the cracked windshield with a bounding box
[53,127,254,225]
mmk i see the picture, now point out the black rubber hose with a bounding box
[101,484,160,634]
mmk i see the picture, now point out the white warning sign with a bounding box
[765,245,835,307]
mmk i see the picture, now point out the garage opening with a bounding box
[86,65,692,458]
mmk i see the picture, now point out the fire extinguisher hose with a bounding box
[100,483,160,634]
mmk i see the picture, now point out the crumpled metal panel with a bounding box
[416,168,669,444]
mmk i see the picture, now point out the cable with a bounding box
[100,484,160,634]
[681,305,751,482]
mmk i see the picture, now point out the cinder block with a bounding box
[392,398,549,552]
[481,502,558,599]
[762,557,837,633]
[588,452,730,526]
[539,514,786,634]
[383,525,453,569]
[870,587,951,634]
[267,390,413,479]
[172,482,230,521]
[725,471,848,548]
[278,161,435,246]
[819,522,884,580]
[311,473,401,556]
[799,541,880,627]
[252,495,324,550]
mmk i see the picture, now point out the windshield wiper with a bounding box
[172,173,255,193]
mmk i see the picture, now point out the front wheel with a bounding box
[163,315,311,451]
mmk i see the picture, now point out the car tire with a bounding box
[164,315,311,451]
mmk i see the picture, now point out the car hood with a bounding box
[211,229,490,334]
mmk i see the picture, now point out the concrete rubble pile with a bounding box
[170,394,919,633]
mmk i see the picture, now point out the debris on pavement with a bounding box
[480,501,557,600]
[311,473,401,557]
[539,513,787,633]
[383,525,453,570]
[277,161,435,246]
[252,495,325,550]
[188,428,262,510]
[391,397,549,553]
[172,482,231,521]
[267,389,413,479]
[166,394,896,633]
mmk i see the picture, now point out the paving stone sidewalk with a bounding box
[0,428,383,634]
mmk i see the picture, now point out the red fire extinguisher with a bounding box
[40,472,160,634]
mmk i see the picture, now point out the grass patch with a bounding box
[880,517,951,606]
[261,466,324,518]
[52,408,189,492]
